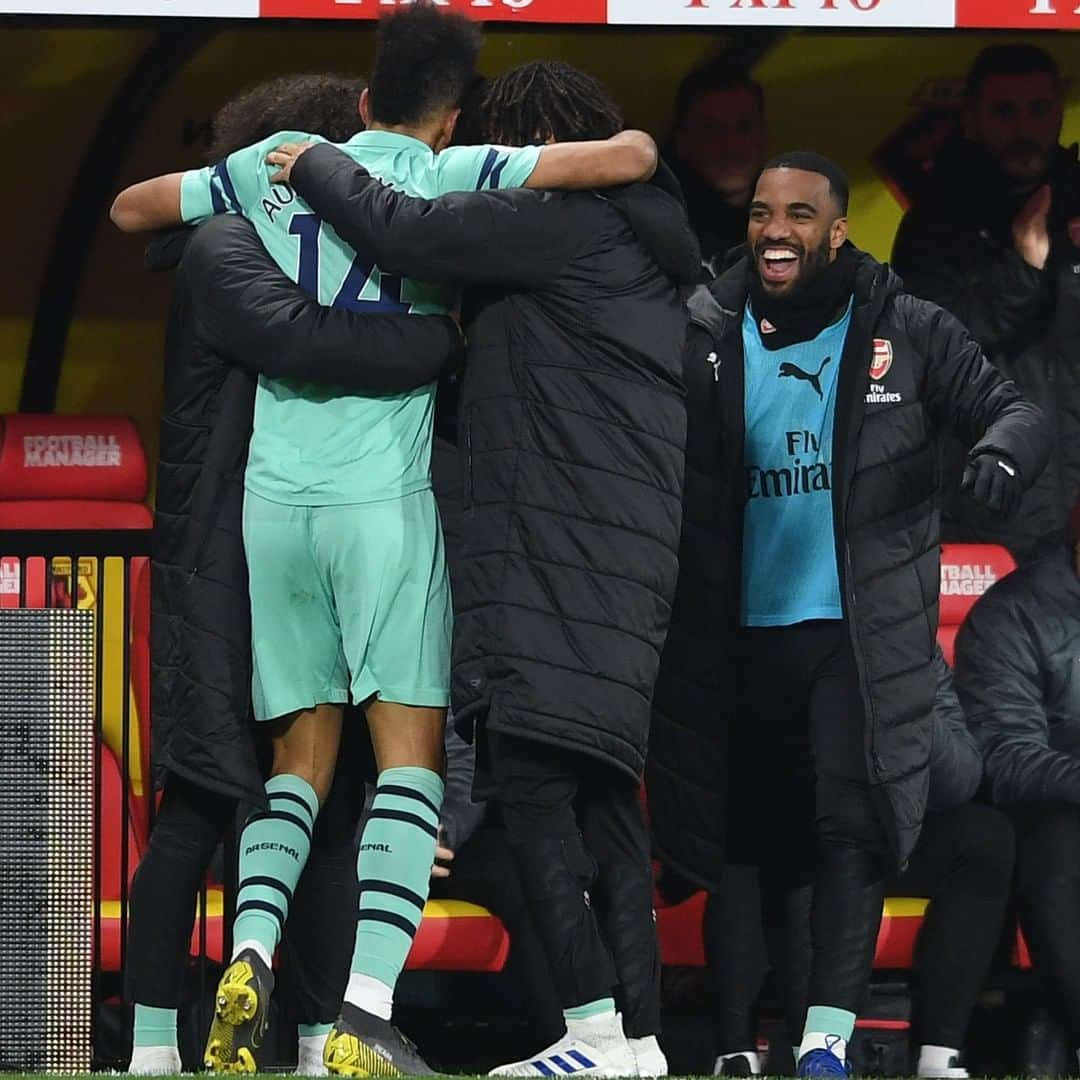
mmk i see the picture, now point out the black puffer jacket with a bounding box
[955,546,1080,805]
[648,246,1050,883]
[893,141,1080,560]
[150,215,458,804]
[289,146,703,783]
[927,646,983,814]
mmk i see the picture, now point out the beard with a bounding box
[993,137,1055,188]
[752,232,833,300]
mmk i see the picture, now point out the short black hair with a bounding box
[759,151,849,216]
[673,59,764,130]
[966,44,1061,103]
[368,2,482,127]
[208,73,365,161]
[483,61,623,146]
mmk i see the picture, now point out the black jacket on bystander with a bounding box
[648,245,1050,883]
[148,215,459,804]
[956,545,1080,806]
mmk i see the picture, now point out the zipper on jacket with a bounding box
[844,543,884,780]
[833,272,886,785]
[185,475,238,579]
[464,414,474,507]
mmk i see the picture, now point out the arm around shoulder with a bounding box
[183,216,459,393]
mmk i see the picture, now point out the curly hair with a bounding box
[368,1,482,127]
[482,61,622,147]
[207,72,365,161]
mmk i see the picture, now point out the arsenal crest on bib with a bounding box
[870,338,893,381]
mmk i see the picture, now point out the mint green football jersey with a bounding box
[180,129,540,505]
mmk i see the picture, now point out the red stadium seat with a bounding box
[406,901,510,972]
[937,543,1016,665]
[656,890,707,967]
[0,413,149,512]
[648,893,929,970]
[873,897,928,969]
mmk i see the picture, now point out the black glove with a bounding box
[961,452,1024,516]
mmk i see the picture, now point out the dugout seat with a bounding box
[406,901,510,972]
[937,542,1016,666]
[647,891,931,971]
[0,413,151,530]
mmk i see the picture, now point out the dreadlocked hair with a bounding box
[208,73,365,161]
[482,61,623,146]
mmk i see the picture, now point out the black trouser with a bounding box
[731,621,889,1021]
[1011,802,1080,1049]
[706,803,1014,1055]
[894,802,1015,1049]
[125,769,359,1026]
[489,731,660,1038]
[430,822,565,1049]
[704,865,811,1054]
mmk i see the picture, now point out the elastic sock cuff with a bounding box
[298,1022,333,1038]
[564,997,616,1021]
[804,1005,856,1043]
[377,766,445,809]
[267,773,320,819]
[133,1004,178,1048]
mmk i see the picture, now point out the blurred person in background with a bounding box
[667,60,768,273]
[893,44,1080,561]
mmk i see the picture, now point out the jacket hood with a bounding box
[605,175,707,288]
[144,226,195,273]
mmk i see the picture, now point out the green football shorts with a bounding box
[242,488,451,721]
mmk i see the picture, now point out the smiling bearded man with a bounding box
[645,150,1051,1078]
